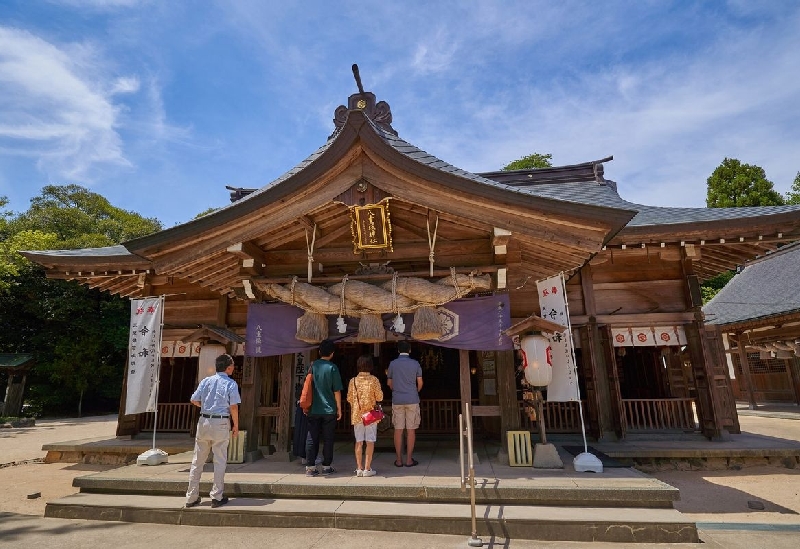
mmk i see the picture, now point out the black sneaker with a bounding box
[321,466,335,475]
[185,497,201,508]
[210,496,229,508]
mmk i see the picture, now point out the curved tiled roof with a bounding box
[703,242,800,325]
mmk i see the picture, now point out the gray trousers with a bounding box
[186,417,230,502]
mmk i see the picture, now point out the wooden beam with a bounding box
[259,239,491,264]
[253,265,500,284]
[227,241,268,265]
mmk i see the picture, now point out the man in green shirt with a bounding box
[305,339,343,476]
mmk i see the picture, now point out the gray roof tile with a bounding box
[703,242,800,325]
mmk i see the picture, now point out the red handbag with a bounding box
[354,377,384,425]
[361,405,385,426]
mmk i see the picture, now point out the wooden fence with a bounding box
[623,398,697,431]
[139,403,195,432]
[518,400,584,433]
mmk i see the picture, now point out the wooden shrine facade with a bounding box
[22,76,800,456]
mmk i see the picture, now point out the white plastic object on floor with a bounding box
[573,451,603,473]
[137,448,168,466]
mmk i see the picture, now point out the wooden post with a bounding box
[684,320,724,439]
[785,358,800,406]
[735,331,758,409]
[580,265,615,440]
[275,353,294,454]
[239,355,261,453]
[459,349,471,415]
[496,350,521,441]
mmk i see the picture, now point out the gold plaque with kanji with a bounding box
[350,201,392,253]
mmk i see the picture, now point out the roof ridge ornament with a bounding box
[331,63,397,137]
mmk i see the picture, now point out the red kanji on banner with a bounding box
[147,305,156,313]
[136,306,144,315]
[551,286,558,294]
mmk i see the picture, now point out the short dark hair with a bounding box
[397,340,411,354]
[319,339,335,357]
[356,354,373,373]
[215,353,234,372]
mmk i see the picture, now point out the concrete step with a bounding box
[73,472,679,508]
[45,492,699,544]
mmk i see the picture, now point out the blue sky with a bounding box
[1,1,799,228]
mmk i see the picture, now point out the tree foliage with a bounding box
[0,185,162,416]
[706,158,784,207]
[786,171,800,205]
[502,153,553,171]
[701,270,736,305]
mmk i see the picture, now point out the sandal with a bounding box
[394,460,404,467]
[405,458,419,467]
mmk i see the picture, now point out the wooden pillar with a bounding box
[239,355,261,453]
[275,353,294,454]
[579,265,616,440]
[459,349,471,414]
[116,357,139,437]
[785,358,800,406]
[496,350,521,440]
[685,320,724,439]
[735,331,758,409]
[601,325,626,439]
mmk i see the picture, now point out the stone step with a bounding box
[45,492,699,544]
[73,473,679,508]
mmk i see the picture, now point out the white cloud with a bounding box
[0,26,133,181]
[47,0,147,9]
[110,76,140,95]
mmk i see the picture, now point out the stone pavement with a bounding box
[2,408,800,546]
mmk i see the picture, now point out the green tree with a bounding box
[786,171,800,205]
[0,185,162,416]
[701,270,736,305]
[706,158,784,207]
[502,152,553,171]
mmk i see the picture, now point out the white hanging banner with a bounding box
[611,328,632,347]
[632,327,656,347]
[160,341,175,358]
[654,326,687,346]
[612,326,687,347]
[125,297,164,415]
[536,274,579,402]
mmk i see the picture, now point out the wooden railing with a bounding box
[518,400,583,433]
[623,398,697,431]
[336,399,480,433]
[140,403,195,432]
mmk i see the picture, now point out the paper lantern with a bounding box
[521,334,552,387]
[198,344,226,382]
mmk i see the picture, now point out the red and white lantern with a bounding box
[520,334,552,387]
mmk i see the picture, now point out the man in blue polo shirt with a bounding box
[387,340,423,467]
[185,353,241,509]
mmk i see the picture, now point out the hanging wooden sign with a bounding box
[350,198,393,253]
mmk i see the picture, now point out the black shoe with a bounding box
[184,497,201,508]
[210,496,229,508]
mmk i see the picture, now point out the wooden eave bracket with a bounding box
[183,324,245,344]
[228,241,267,275]
[503,315,566,337]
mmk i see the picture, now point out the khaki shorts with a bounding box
[391,403,420,430]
